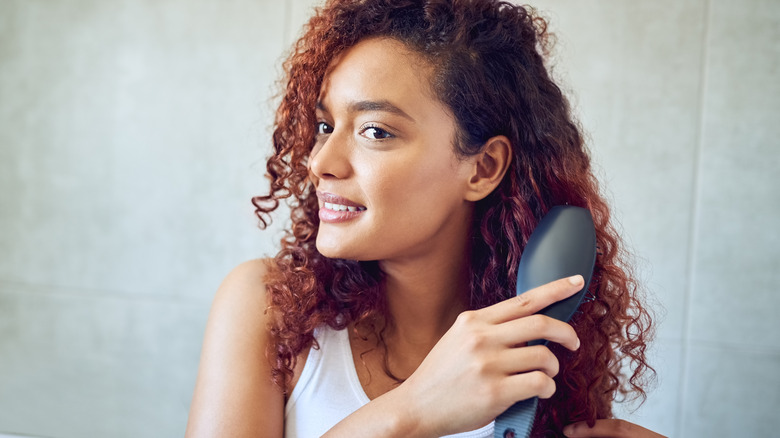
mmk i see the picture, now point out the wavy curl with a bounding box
[252,0,655,436]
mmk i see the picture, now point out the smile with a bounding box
[316,191,367,223]
[323,202,367,212]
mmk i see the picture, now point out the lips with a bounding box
[316,191,366,223]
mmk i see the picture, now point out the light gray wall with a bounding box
[0,1,777,437]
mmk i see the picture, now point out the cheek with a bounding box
[366,153,466,214]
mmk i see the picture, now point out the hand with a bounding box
[563,419,667,437]
[393,275,584,437]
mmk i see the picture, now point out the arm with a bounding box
[323,275,586,438]
[185,259,284,438]
[564,420,667,438]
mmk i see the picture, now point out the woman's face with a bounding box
[310,37,476,262]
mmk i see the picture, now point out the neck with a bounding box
[377,206,474,349]
[354,204,475,379]
[381,252,471,342]
[366,242,471,380]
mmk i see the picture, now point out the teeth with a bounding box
[324,201,364,212]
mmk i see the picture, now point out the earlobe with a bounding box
[464,135,512,202]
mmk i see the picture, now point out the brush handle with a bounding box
[494,206,597,438]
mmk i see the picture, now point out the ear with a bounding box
[464,135,512,202]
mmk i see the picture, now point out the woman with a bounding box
[186,1,662,437]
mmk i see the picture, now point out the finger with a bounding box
[497,370,557,405]
[483,275,584,323]
[494,314,580,351]
[495,344,559,378]
[563,419,667,438]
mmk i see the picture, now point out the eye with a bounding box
[317,122,334,135]
[360,125,393,140]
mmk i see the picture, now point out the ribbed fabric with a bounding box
[284,326,495,438]
[494,397,537,438]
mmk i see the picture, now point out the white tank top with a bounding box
[284,326,495,437]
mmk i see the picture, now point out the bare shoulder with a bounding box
[214,258,273,310]
[205,258,275,356]
[185,258,284,438]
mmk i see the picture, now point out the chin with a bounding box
[315,237,359,260]
[316,239,383,263]
[316,246,344,259]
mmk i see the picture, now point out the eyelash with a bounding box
[359,124,393,140]
[315,122,394,140]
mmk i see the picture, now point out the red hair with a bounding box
[252,0,654,436]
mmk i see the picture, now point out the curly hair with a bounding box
[252,0,655,436]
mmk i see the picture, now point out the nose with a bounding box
[308,131,352,182]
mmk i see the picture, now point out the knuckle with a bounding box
[466,357,488,380]
[541,376,556,399]
[463,328,488,351]
[528,314,549,333]
[513,293,532,309]
[528,371,554,397]
[537,346,559,376]
[455,310,476,326]
[475,358,492,376]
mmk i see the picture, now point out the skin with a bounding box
[311,38,479,264]
[185,37,664,438]
[310,37,508,397]
[563,420,667,437]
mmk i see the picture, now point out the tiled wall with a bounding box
[0,1,777,437]
[547,1,780,435]
[0,1,289,436]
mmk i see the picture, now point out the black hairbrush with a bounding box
[494,205,597,438]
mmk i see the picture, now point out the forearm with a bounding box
[322,386,428,438]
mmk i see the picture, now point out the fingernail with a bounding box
[568,275,583,286]
[575,337,580,350]
[562,425,574,436]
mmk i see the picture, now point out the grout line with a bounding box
[655,335,780,355]
[686,338,780,355]
[675,0,713,436]
[0,433,51,438]
[0,279,199,304]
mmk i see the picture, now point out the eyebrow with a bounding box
[316,99,416,123]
